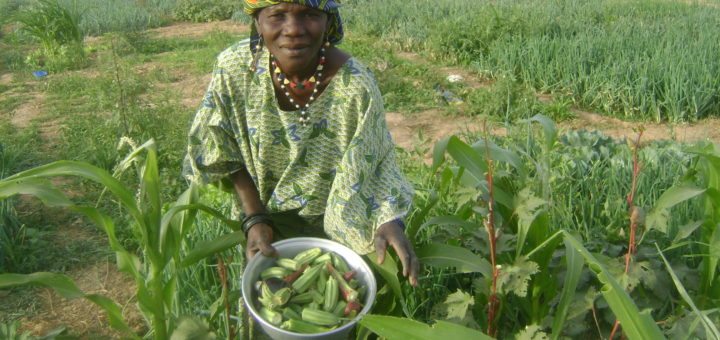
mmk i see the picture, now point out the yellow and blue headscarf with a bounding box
[244,0,344,53]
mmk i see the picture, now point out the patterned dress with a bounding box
[184,38,413,254]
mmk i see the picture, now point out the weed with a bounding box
[14,0,86,72]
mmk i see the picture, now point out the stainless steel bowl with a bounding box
[241,237,377,340]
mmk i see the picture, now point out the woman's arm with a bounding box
[230,169,277,259]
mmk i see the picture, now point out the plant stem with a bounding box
[483,121,500,338]
[609,131,644,340]
[217,254,236,340]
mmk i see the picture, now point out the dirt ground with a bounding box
[3,19,720,338]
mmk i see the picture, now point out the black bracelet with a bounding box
[242,212,274,234]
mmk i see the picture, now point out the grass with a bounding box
[343,0,720,122]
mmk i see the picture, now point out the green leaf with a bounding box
[417,216,478,237]
[521,114,558,152]
[359,315,493,340]
[416,243,491,277]
[0,160,142,224]
[0,273,135,336]
[432,137,451,172]
[367,252,403,303]
[496,256,539,297]
[181,230,245,267]
[514,324,549,340]
[563,232,666,340]
[446,136,486,184]
[646,182,705,234]
[551,237,584,340]
[657,244,720,339]
[0,179,73,207]
[471,139,526,177]
[514,187,547,257]
[169,317,217,340]
[443,290,475,320]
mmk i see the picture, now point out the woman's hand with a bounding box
[246,223,278,260]
[374,222,419,286]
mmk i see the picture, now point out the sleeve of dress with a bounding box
[183,62,244,186]
[323,82,414,255]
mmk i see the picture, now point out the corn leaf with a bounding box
[521,114,558,152]
[0,160,142,223]
[563,233,666,340]
[432,137,451,173]
[181,230,246,267]
[0,272,135,336]
[471,139,526,177]
[446,136,486,184]
[416,243,491,277]
[359,315,493,340]
[551,237,584,340]
[656,243,720,339]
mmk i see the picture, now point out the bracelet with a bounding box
[242,212,274,234]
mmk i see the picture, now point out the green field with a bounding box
[1,0,719,339]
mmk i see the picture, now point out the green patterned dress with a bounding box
[184,39,413,254]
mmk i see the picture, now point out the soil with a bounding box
[2,19,720,338]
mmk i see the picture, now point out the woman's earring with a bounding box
[250,36,264,72]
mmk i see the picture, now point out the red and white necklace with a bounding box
[271,44,327,126]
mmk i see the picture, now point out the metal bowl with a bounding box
[241,237,377,340]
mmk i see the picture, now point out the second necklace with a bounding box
[272,44,327,126]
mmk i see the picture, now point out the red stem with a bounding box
[610,131,644,340]
[483,122,500,338]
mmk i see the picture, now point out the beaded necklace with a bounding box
[271,43,328,126]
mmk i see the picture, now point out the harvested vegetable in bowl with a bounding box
[254,247,367,334]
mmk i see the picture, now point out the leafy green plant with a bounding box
[14,0,86,71]
[0,139,245,339]
[173,0,240,23]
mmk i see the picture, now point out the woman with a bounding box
[184,0,418,286]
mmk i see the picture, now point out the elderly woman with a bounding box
[184,0,418,286]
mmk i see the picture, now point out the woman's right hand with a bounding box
[246,223,278,260]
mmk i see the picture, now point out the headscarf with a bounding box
[243,0,344,54]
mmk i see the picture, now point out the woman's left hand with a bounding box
[374,222,419,286]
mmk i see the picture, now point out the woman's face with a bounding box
[255,3,329,75]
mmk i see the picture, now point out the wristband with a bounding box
[242,212,274,234]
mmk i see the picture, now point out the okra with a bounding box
[259,281,275,309]
[302,308,341,326]
[281,319,330,334]
[323,276,338,312]
[331,300,346,317]
[317,268,328,295]
[292,263,323,293]
[284,263,309,284]
[277,258,298,271]
[271,287,292,307]
[310,288,325,305]
[288,303,304,315]
[289,292,313,304]
[261,266,291,280]
[342,270,357,282]
[312,252,332,264]
[331,253,350,273]
[260,307,282,326]
[293,247,323,266]
[326,262,359,303]
[282,307,302,321]
[308,302,321,310]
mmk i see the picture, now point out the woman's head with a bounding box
[244,0,344,55]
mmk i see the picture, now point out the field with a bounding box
[1,0,720,339]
